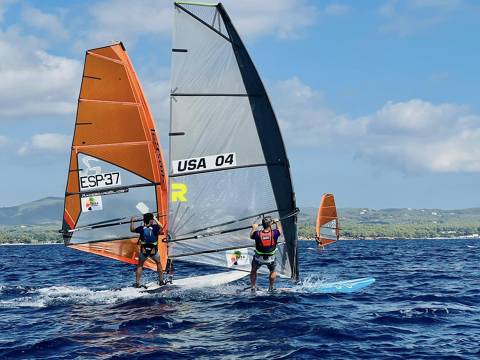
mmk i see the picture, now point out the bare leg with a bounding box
[155,259,164,284]
[250,266,258,291]
[136,260,145,285]
[268,271,276,291]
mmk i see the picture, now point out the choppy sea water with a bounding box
[0,239,479,359]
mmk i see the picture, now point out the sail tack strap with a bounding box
[166,208,299,244]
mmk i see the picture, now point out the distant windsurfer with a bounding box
[250,216,282,292]
[130,213,165,287]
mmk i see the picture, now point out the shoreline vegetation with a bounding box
[0,198,479,244]
[0,225,479,245]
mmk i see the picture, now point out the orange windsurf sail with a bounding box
[315,193,339,247]
[61,43,168,271]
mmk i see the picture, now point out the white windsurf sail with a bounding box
[167,2,298,279]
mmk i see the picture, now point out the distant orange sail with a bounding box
[315,193,339,247]
[61,43,168,271]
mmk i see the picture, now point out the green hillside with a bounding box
[0,197,63,225]
[298,207,480,239]
[0,197,63,244]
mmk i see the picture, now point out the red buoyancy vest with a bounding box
[256,230,276,254]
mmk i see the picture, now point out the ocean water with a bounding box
[0,240,479,359]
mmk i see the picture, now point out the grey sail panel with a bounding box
[170,2,297,279]
[170,96,265,163]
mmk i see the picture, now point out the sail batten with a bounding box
[169,3,298,279]
[79,99,141,106]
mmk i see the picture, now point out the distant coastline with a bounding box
[0,242,61,246]
[2,237,479,246]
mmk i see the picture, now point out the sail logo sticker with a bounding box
[171,183,188,202]
[172,152,236,175]
[226,248,249,267]
[79,172,121,190]
[81,196,103,212]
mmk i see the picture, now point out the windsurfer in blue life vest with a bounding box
[250,216,282,292]
[130,213,165,288]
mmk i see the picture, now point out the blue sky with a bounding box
[1,0,480,209]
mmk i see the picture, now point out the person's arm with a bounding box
[130,217,136,233]
[273,218,283,235]
[153,217,164,234]
[250,223,259,239]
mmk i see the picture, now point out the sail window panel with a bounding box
[81,54,136,103]
[70,186,157,245]
[74,102,146,146]
[170,232,292,279]
[169,166,276,236]
[178,4,229,39]
[167,165,296,278]
[320,225,337,240]
[172,8,245,94]
[170,96,266,166]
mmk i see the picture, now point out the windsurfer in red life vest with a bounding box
[130,213,165,288]
[250,216,282,292]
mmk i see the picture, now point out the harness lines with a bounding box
[255,229,277,256]
[139,226,158,256]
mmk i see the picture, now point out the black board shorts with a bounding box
[252,254,276,272]
[139,251,160,263]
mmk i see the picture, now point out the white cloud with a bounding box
[358,100,480,173]
[21,6,68,39]
[223,0,317,39]
[272,77,362,147]
[79,0,171,49]
[17,133,70,156]
[378,0,463,36]
[78,0,317,47]
[364,99,469,136]
[271,77,480,173]
[0,28,82,118]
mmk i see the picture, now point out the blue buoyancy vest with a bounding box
[140,226,158,255]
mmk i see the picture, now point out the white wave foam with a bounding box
[0,285,150,308]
